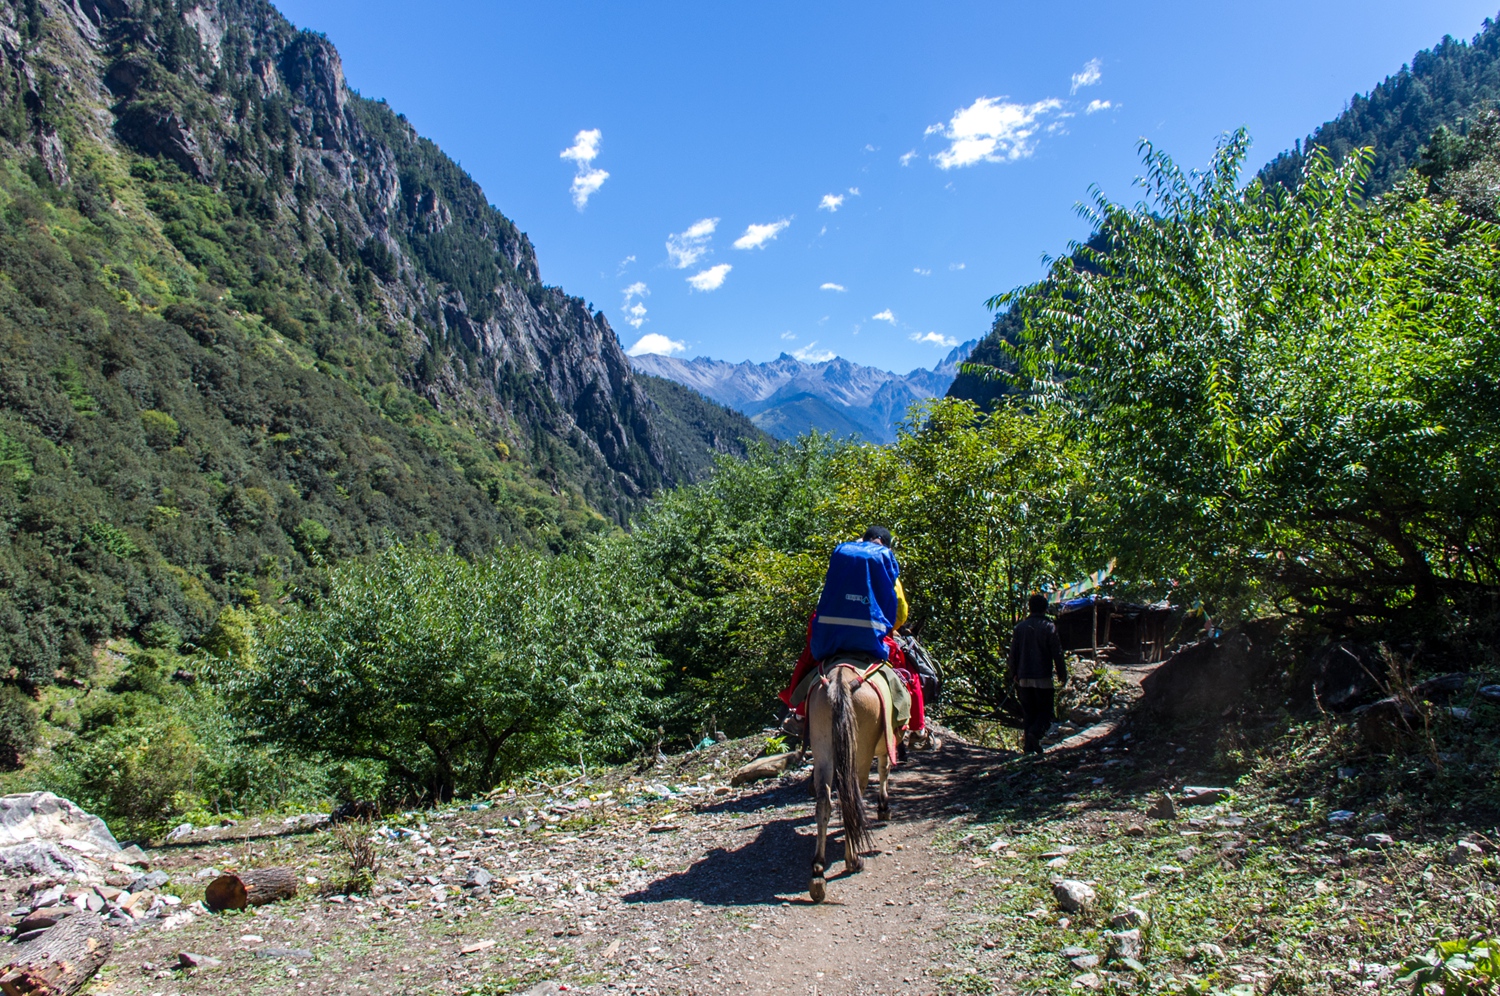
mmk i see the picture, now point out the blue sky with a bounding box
[277,1,1500,373]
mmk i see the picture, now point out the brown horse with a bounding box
[805,662,893,903]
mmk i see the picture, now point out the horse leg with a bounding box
[877,750,890,821]
[808,687,834,903]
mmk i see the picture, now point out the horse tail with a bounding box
[829,668,871,858]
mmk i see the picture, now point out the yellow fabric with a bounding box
[894,578,909,630]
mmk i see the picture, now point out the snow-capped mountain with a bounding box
[628,341,977,444]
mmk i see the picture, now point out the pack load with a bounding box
[809,540,900,662]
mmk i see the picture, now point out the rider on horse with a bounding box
[780,527,928,748]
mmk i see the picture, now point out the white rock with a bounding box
[1111,907,1150,930]
[1052,879,1096,913]
[1448,840,1484,866]
[1105,928,1144,961]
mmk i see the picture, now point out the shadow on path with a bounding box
[621,815,839,907]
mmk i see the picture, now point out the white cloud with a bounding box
[621,282,649,329]
[1071,58,1102,95]
[560,129,609,209]
[1086,99,1113,114]
[780,331,797,340]
[820,282,846,292]
[910,331,958,348]
[924,123,945,136]
[914,267,932,276]
[793,342,835,362]
[848,186,860,196]
[667,218,718,269]
[627,333,686,357]
[687,263,732,291]
[929,96,1065,169]
[949,263,966,271]
[863,143,877,152]
[872,309,896,324]
[818,193,845,212]
[818,225,828,236]
[733,219,791,250]
[899,149,917,166]
[617,254,636,275]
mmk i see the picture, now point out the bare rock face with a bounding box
[0,793,120,880]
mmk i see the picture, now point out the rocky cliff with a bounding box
[0,0,763,677]
[3,0,721,516]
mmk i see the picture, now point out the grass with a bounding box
[917,671,1500,995]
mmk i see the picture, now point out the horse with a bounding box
[805,661,894,903]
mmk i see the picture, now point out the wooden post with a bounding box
[0,912,112,996]
[1091,595,1099,662]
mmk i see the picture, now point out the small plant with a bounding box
[763,734,788,755]
[331,819,380,894]
[1399,934,1500,994]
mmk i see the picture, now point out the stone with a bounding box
[166,824,194,841]
[464,868,493,889]
[1111,907,1150,930]
[1106,928,1144,961]
[1180,786,1229,806]
[1061,946,1090,958]
[1146,794,1176,820]
[130,871,170,893]
[1448,840,1483,866]
[1070,954,1100,969]
[1327,810,1356,824]
[1414,673,1467,700]
[116,845,150,867]
[177,952,221,968]
[1052,879,1096,913]
[460,939,496,955]
[729,752,794,787]
[1362,833,1395,848]
[1189,942,1225,962]
[1176,846,1199,861]
[1071,972,1102,990]
[1478,685,1500,703]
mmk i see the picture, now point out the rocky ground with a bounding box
[9,654,1494,996]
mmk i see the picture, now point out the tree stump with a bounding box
[0,912,112,996]
[204,867,300,911]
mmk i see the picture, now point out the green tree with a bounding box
[991,131,1500,629]
[220,544,662,802]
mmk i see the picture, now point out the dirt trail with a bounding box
[616,736,1001,995]
[79,733,1014,996]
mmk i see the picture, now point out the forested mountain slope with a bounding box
[0,0,759,679]
[1260,14,1500,194]
[950,12,1500,407]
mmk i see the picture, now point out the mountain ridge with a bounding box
[0,0,762,675]
[631,341,976,444]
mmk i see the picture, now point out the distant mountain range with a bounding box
[630,341,977,444]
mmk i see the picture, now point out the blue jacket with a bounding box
[810,541,901,661]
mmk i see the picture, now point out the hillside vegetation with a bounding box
[0,0,762,684]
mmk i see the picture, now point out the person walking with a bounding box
[1009,593,1068,754]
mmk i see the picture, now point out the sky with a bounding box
[275,1,1500,373]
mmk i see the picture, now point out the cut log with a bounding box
[0,911,112,996]
[204,867,300,911]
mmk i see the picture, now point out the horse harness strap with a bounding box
[792,656,904,765]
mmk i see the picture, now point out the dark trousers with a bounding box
[1018,685,1055,754]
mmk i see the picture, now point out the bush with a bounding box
[0,686,38,770]
[220,543,663,802]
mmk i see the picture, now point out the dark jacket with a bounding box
[1008,614,1067,689]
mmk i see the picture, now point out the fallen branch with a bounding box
[0,912,112,996]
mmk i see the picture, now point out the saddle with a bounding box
[789,654,911,761]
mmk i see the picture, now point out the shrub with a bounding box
[220,543,662,802]
[0,686,38,770]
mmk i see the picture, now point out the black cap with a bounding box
[862,526,894,547]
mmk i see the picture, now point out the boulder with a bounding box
[1145,794,1177,820]
[1052,879,1096,913]
[1180,786,1228,806]
[0,793,120,881]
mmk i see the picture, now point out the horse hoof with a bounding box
[809,877,826,903]
[877,805,890,821]
[845,859,863,875]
